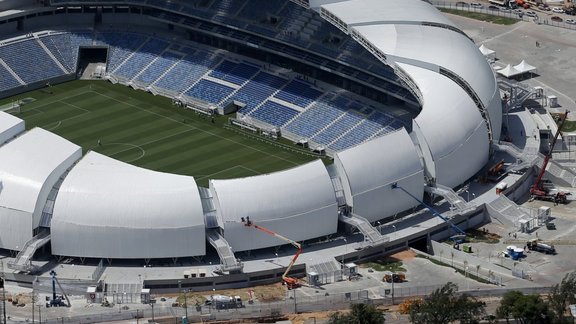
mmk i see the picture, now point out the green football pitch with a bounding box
[3,80,325,187]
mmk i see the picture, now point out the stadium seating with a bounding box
[114,38,170,79]
[154,50,221,94]
[209,61,260,85]
[40,34,76,72]
[274,80,322,108]
[96,32,148,72]
[231,72,287,114]
[249,101,299,128]
[0,39,65,84]
[184,79,235,104]
[0,64,22,92]
[136,51,183,84]
[284,100,345,138]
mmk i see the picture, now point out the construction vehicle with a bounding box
[516,0,530,8]
[241,216,302,289]
[527,239,556,254]
[48,270,71,307]
[208,295,243,309]
[487,159,506,181]
[530,111,571,204]
[383,273,406,283]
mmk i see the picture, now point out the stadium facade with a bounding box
[0,0,501,263]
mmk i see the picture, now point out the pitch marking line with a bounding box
[41,109,91,132]
[106,143,146,163]
[21,90,93,112]
[195,165,262,182]
[91,90,302,167]
[100,128,194,159]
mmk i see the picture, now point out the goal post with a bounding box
[0,101,21,114]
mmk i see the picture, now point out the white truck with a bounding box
[208,295,243,309]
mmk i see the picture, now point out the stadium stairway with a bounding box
[425,184,469,211]
[8,229,51,273]
[207,229,244,273]
[0,58,26,85]
[486,195,532,229]
[339,214,389,247]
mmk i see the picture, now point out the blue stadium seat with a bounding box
[0,39,65,84]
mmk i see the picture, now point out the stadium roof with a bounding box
[0,127,81,215]
[318,0,455,27]
[211,160,338,252]
[334,129,424,222]
[51,151,206,258]
[404,63,490,187]
[0,111,24,144]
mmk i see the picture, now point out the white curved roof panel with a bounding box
[0,111,24,145]
[0,127,81,250]
[334,129,423,222]
[403,63,490,187]
[51,152,205,259]
[352,24,496,108]
[319,0,456,27]
[211,160,338,252]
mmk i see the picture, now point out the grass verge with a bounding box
[439,8,519,25]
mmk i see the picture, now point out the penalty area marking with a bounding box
[104,143,146,163]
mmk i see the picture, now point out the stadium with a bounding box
[0,0,500,281]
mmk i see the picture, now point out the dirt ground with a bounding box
[390,249,416,262]
[160,282,287,305]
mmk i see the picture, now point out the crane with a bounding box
[241,216,302,289]
[530,110,570,204]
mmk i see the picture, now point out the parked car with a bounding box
[488,5,500,10]
[514,9,523,14]
[565,8,576,15]
[470,2,483,8]
[565,18,576,24]
[551,7,564,13]
[551,16,563,22]
[525,11,537,17]
[455,1,469,6]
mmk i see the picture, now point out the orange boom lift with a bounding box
[241,216,302,289]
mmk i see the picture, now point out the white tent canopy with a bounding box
[514,60,536,74]
[479,44,495,58]
[496,64,522,78]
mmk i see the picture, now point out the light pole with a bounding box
[392,225,397,239]
[465,190,470,202]
[342,238,347,267]
[472,193,476,201]
[150,302,155,322]
[183,289,188,321]
[376,221,381,234]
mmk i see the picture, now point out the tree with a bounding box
[497,290,523,323]
[409,282,486,324]
[548,271,576,323]
[497,291,551,324]
[329,303,385,324]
